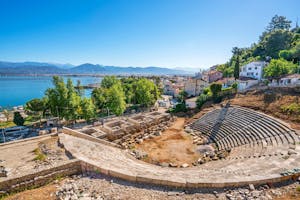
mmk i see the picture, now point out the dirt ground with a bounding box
[135,118,199,166]
[4,183,57,200]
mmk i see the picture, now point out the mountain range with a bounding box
[0,61,194,75]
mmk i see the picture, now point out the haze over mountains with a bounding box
[0,61,194,75]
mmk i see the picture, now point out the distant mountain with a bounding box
[0,61,191,75]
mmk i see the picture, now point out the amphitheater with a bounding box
[1,106,300,194]
[61,105,300,188]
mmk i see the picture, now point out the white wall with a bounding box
[240,62,265,80]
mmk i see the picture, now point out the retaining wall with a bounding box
[0,160,81,194]
[79,161,300,189]
[63,127,120,148]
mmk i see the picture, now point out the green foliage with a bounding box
[279,49,294,61]
[101,76,120,88]
[33,148,46,161]
[172,103,187,113]
[135,78,159,107]
[261,30,293,59]
[264,59,297,80]
[65,78,81,121]
[234,55,240,80]
[92,87,107,110]
[196,94,209,109]
[178,90,188,102]
[45,76,68,119]
[210,83,222,103]
[203,87,210,95]
[79,98,96,121]
[281,103,300,115]
[219,15,298,77]
[210,83,222,98]
[25,98,46,113]
[13,112,24,126]
[75,80,85,97]
[232,82,238,90]
[26,76,97,123]
[106,83,126,116]
[266,15,292,32]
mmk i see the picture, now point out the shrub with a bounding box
[210,83,222,103]
[13,112,24,126]
[33,148,46,161]
[281,103,300,115]
[196,94,209,109]
[172,103,187,113]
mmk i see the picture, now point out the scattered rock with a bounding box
[181,163,189,168]
[249,184,255,191]
[288,149,297,155]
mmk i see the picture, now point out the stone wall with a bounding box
[0,160,81,195]
[0,133,56,148]
[80,161,300,189]
[63,127,120,148]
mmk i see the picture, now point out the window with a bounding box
[248,67,252,70]
[255,67,257,70]
[256,73,258,75]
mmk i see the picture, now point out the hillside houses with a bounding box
[269,74,300,87]
[184,78,208,97]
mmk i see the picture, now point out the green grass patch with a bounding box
[33,148,46,161]
[0,121,16,129]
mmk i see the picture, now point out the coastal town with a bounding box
[0,1,300,199]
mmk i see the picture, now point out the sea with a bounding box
[0,75,103,108]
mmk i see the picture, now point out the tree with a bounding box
[178,90,188,103]
[106,84,126,116]
[25,98,47,123]
[13,112,24,126]
[79,98,95,122]
[92,87,107,110]
[135,78,159,107]
[279,49,294,61]
[65,79,81,121]
[234,56,240,80]
[45,76,68,119]
[262,30,293,59]
[75,80,85,97]
[266,15,291,32]
[210,83,222,102]
[264,59,297,82]
[196,94,209,109]
[101,76,120,88]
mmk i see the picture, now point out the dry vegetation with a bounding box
[231,88,300,129]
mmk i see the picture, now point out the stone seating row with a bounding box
[190,106,298,151]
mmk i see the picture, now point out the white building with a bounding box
[240,61,266,80]
[237,77,259,91]
[269,74,300,87]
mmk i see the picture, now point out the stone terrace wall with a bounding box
[0,133,56,148]
[63,127,120,148]
[0,160,81,194]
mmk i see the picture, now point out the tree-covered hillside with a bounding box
[217,15,300,78]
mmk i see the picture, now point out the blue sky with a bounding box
[0,0,299,70]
